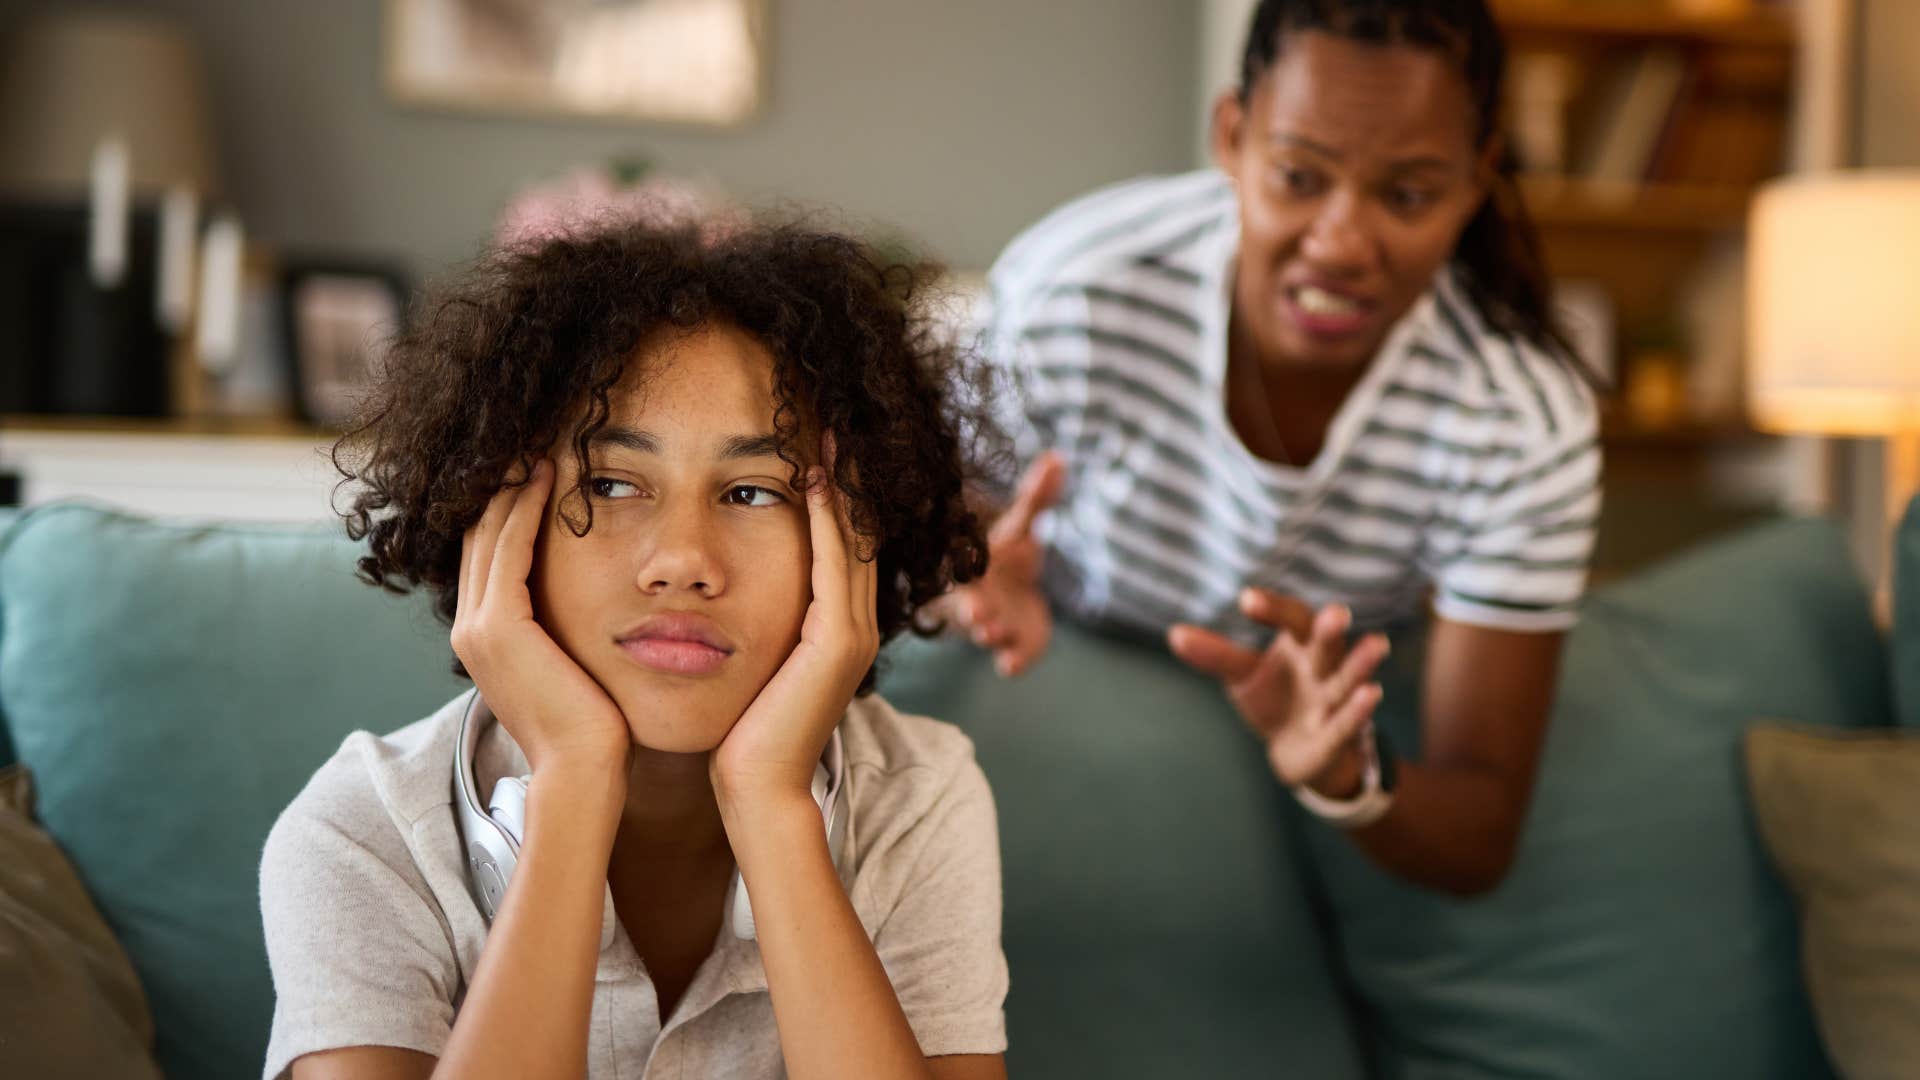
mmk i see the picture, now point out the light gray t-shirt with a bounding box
[259,691,1007,1079]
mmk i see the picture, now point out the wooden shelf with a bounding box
[1600,415,1774,447]
[1,413,337,441]
[1493,1,1796,48]
[1519,176,1757,232]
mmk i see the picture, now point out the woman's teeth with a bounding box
[1294,286,1363,317]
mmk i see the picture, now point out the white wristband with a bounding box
[1291,730,1394,829]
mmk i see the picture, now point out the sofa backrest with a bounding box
[0,502,1366,1080]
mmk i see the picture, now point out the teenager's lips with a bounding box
[615,612,735,677]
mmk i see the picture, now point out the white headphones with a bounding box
[451,689,847,943]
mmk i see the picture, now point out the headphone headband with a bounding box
[451,689,848,940]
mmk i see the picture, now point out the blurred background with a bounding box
[0,0,1916,587]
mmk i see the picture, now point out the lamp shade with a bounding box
[0,12,220,200]
[1747,171,1920,436]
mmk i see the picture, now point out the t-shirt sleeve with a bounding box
[1430,382,1602,633]
[259,767,459,1079]
[974,270,1090,502]
[871,757,1009,1058]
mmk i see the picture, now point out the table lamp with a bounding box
[0,11,219,201]
[0,11,222,416]
[1748,170,1920,623]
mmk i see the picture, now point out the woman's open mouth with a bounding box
[1281,283,1375,340]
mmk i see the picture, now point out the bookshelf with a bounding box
[1496,0,1802,447]
[1518,176,1755,231]
[1492,0,1796,46]
[0,416,341,522]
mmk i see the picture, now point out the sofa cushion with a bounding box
[879,626,1367,1079]
[1746,724,1920,1080]
[1301,518,1889,1079]
[0,764,163,1080]
[0,504,465,1080]
[1895,494,1920,729]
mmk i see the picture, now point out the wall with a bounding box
[1859,0,1920,168]
[0,0,1197,276]
[1843,0,1920,574]
[1194,0,1257,164]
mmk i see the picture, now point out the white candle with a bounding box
[195,215,244,375]
[157,187,199,333]
[88,134,130,289]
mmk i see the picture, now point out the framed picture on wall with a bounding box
[384,0,768,126]
[279,261,410,429]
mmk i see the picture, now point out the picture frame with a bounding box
[278,261,410,430]
[384,0,769,127]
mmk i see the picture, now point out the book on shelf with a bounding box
[1576,47,1687,187]
[1647,47,1790,188]
[1510,39,1790,198]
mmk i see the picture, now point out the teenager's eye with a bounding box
[589,477,641,499]
[722,485,785,508]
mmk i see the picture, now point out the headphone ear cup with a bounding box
[488,776,530,840]
[728,870,755,940]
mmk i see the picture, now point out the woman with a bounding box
[950,0,1600,896]
[260,221,1007,1079]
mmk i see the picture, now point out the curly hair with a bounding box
[336,219,995,693]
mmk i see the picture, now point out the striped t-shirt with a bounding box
[979,170,1602,644]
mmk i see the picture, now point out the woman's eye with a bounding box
[1277,167,1325,197]
[723,484,785,508]
[589,477,641,499]
[1387,186,1438,213]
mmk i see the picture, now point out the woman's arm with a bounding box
[1171,592,1563,897]
[1319,618,1563,896]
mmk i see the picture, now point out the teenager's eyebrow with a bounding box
[588,426,658,453]
[717,433,783,461]
[588,427,783,462]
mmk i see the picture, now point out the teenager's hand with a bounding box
[711,437,879,805]
[452,459,630,780]
[942,452,1064,677]
[1168,588,1390,795]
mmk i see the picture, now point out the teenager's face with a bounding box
[530,323,812,754]
[1211,31,1494,369]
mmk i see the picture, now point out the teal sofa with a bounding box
[0,501,1907,1079]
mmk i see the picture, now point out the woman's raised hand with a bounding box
[1168,587,1390,793]
[452,459,631,779]
[944,451,1065,677]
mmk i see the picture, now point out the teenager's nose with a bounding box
[636,502,724,597]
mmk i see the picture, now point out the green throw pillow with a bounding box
[1895,495,1920,729]
[0,505,466,1080]
[1746,725,1920,1080]
[881,627,1368,1080]
[1301,518,1890,1079]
